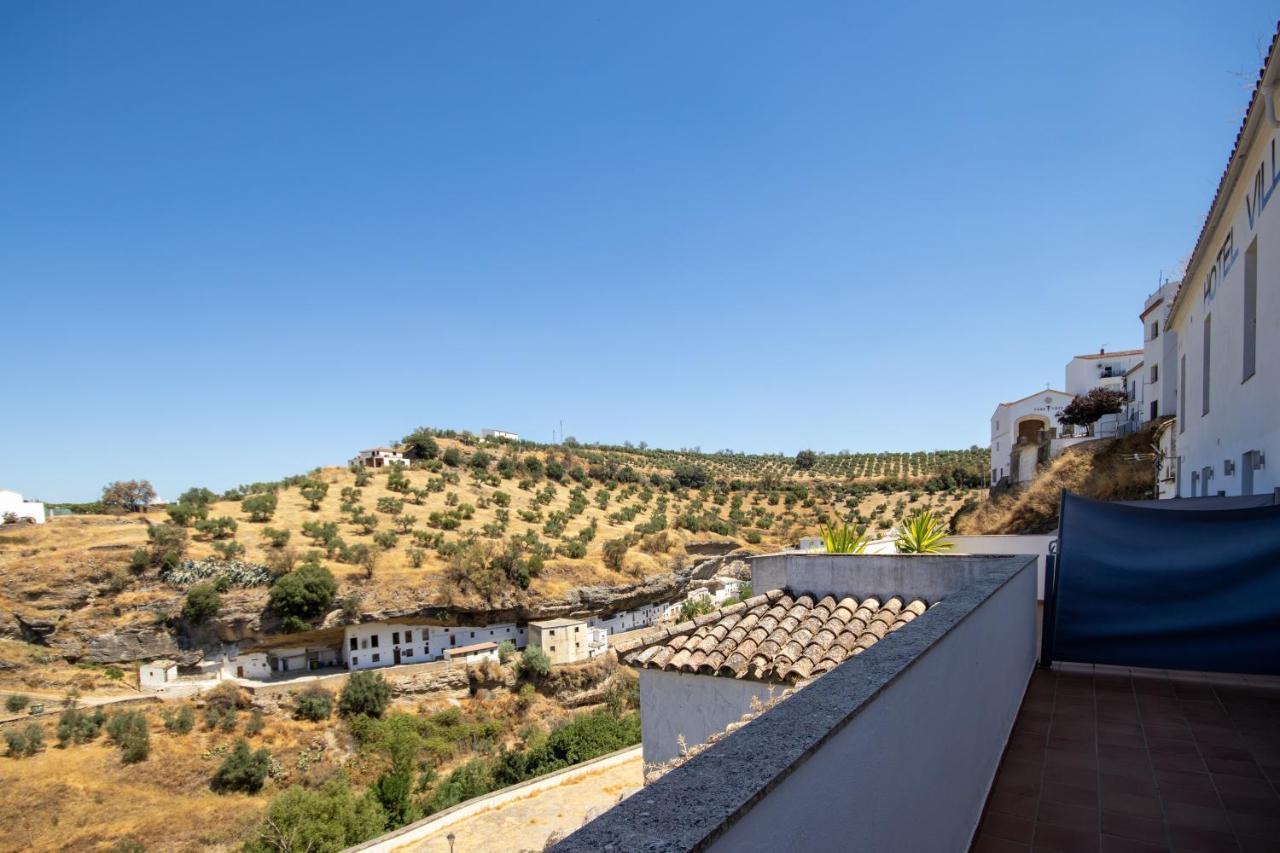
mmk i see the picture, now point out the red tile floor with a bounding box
[973,665,1280,853]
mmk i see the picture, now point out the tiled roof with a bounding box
[618,589,933,685]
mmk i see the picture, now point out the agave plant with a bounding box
[821,521,868,554]
[894,510,953,554]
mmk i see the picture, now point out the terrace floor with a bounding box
[973,665,1280,853]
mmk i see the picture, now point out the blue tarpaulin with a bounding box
[1047,491,1280,675]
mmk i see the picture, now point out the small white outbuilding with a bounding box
[139,659,179,690]
[0,489,45,525]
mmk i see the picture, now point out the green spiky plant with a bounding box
[821,520,868,554]
[893,510,953,554]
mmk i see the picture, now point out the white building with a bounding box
[528,618,608,665]
[0,489,45,524]
[138,659,178,690]
[481,428,520,442]
[988,390,1077,486]
[343,621,528,671]
[349,448,408,468]
[1155,44,1280,498]
[588,600,681,636]
[443,641,500,665]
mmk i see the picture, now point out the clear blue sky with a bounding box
[3,2,1277,502]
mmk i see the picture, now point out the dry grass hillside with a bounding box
[952,427,1160,535]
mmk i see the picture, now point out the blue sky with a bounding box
[2,2,1277,501]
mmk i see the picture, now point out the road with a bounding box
[397,752,644,853]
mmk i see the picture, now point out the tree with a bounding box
[178,487,217,507]
[106,710,150,763]
[294,687,333,722]
[6,694,29,713]
[679,596,715,622]
[372,736,419,828]
[244,777,385,853]
[101,480,156,513]
[299,480,329,511]
[146,523,188,571]
[195,515,237,540]
[519,646,551,679]
[442,447,463,467]
[602,538,629,571]
[268,564,337,622]
[402,429,440,461]
[339,671,390,718]
[795,449,818,470]
[672,464,710,489]
[182,582,222,625]
[166,501,208,527]
[57,706,105,745]
[242,492,278,522]
[1058,388,1127,436]
[212,739,272,793]
[5,723,44,757]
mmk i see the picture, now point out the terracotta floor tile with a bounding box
[1164,824,1238,852]
[1037,798,1100,829]
[1098,836,1171,853]
[1161,803,1233,832]
[1227,810,1280,840]
[1101,792,1163,820]
[1042,782,1101,807]
[989,792,1041,818]
[983,812,1036,843]
[1100,811,1167,845]
[974,834,1034,853]
[1034,821,1102,853]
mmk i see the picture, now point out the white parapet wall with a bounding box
[944,534,1056,601]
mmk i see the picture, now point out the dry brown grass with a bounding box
[954,429,1159,535]
[0,707,347,852]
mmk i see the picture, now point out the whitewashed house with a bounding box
[481,428,520,442]
[349,447,408,468]
[343,621,528,670]
[0,490,45,524]
[1151,42,1280,499]
[988,390,1076,486]
[443,641,500,665]
[139,659,179,690]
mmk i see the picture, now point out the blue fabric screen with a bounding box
[1049,491,1280,675]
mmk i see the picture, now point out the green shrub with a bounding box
[261,527,291,548]
[106,710,150,763]
[339,671,391,718]
[5,723,44,757]
[5,694,29,713]
[268,564,337,621]
[242,493,278,522]
[166,501,208,527]
[195,515,238,540]
[295,687,333,722]
[182,582,222,625]
[519,646,551,679]
[244,777,385,853]
[245,709,265,737]
[163,705,196,734]
[602,538,628,571]
[212,739,272,793]
[57,706,105,745]
[496,640,516,664]
[299,479,329,510]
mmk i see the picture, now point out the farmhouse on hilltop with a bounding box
[349,447,408,468]
[0,489,45,524]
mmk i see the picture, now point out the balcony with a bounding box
[554,554,1039,852]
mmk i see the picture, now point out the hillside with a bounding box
[0,434,986,670]
[952,426,1159,535]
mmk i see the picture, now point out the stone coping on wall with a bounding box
[551,554,1036,852]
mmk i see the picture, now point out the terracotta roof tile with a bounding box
[623,589,935,685]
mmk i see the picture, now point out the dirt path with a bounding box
[397,753,643,853]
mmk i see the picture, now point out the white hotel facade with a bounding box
[991,36,1279,500]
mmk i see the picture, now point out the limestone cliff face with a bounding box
[5,565,696,665]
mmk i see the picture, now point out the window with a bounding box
[470,632,475,638]
[404,649,413,657]
[574,626,580,633]
[349,638,358,651]
[405,630,412,642]
[1202,314,1212,416]
[371,635,379,648]
[1150,364,1158,383]
[1244,238,1258,382]
[392,632,400,645]
[352,656,358,665]
[1179,355,1186,432]
[372,653,380,663]
[360,639,368,650]
[550,645,556,652]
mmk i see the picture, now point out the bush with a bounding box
[166,501,208,527]
[106,710,150,763]
[57,706,105,746]
[299,479,329,510]
[195,515,237,540]
[244,777,385,853]
[268,564,338,621]
[442,447,463,467]
[602,538,629,571]
[182,582,222,625]
[794,449,818,470]
[339,671,391,718]
[295,687,333,722]
[519,646,551,679]
[5,723,44,757]
[496,640,516,664]
[242,493,278,522]
[5,694,29,713]
[261,527,291,548]
[245,709,265,737]
[212,739,272,793]
[163,705,196,734]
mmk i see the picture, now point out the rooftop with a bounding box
[619,589,932,685]
[449,641,498,654]
[529,618,585,629]
[1072,349,1143,361]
